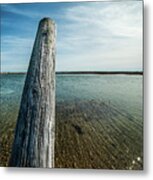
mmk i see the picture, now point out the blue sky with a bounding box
[1,1,143,72]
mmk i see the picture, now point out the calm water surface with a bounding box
[0,74,143,169]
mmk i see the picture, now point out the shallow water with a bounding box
[0,74,143,169]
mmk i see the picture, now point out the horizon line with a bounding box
[0,71,143,75]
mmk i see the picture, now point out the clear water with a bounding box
[56,74,143,118]
[0,74,143,168]
[0,74,26,126]
[0,74,26,107]
[0,74,142,120]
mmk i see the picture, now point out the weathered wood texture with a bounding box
[9,18,56,168]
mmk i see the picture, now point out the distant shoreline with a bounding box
[0,71,143,75]
[56,71,143,75]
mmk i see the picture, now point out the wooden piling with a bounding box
[9,18,56,168]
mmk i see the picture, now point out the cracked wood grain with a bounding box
[9,18,56,168]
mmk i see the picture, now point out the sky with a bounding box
[1,0,143,72]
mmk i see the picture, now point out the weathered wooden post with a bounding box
[9,18,56,168]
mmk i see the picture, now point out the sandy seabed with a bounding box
[0,74,143,169]
[55,100,143,169]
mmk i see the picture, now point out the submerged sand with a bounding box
[55,100,143,169]
[0,99,143,169]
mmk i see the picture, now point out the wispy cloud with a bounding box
[1,36,34,72]
[1,4,41,18]
[1,1,143,72]
[56,1,142,71]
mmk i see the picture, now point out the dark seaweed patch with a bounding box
[72,124,84,135]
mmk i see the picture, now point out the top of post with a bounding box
[38,17,56,36]
[40,17,55,25]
